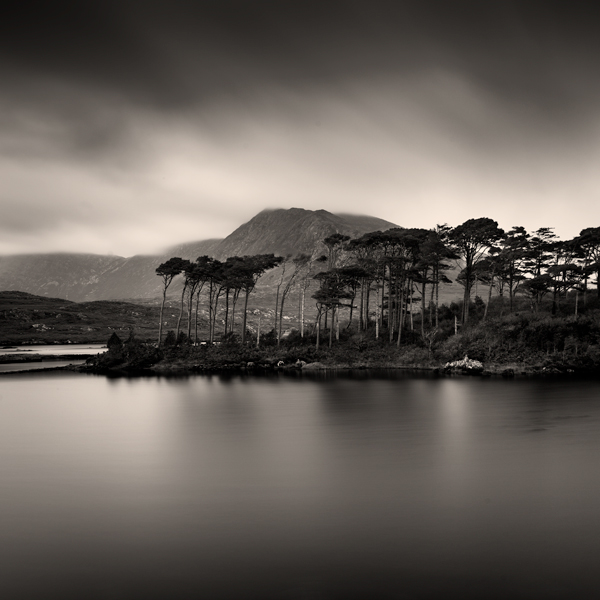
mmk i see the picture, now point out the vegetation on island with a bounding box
[84,219,600,376]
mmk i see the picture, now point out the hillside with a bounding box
[0,291,163,345]
[0,254,127,301]
[0,208,399,301]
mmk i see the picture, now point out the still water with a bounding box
[0,344,107,356]
[0,344,105,373]
[0,359,87,374]
[1,371,600,599]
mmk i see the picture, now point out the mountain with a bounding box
[0,209,398,301]
[208,208,397,259]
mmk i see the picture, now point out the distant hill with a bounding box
[0,253,127,302]
[0,208,399,302]
[0,290,162,345]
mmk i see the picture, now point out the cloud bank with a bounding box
[1,1,599,255]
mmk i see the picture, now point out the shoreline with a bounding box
[0,353,97,364]
[2,361,596,378]
[72,360,599,379]
[2,339,598,379]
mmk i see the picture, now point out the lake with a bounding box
[1,370,599,599]
[0,344,106,373]
[0,343,107,356]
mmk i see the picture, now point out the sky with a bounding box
[2,1,600,257]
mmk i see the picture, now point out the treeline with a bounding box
[155,254,282,346]
[154,219,600,349]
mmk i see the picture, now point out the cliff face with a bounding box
[0,208,398,301]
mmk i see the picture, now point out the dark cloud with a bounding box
[3,1,600,114]
[3,0,600,165]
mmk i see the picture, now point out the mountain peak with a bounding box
[214,208,398,259]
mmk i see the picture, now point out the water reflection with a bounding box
[1,372,600,598]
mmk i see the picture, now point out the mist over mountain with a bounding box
[0,209,398,301]
[0,253,127,302]
[207,208,397,259]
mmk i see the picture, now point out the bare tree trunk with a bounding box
[194,286,202,345]
[275,260,288,341]
[176,282,188,340]
[224,289,229,334]
[158,288,167,346]
[365,280,371,331]
[315,310,322,350]
[329,307,334,348]
[583,262,588,306]
[274,287,279,340]
[429,273,435,327]
[278,297,285,346]
[420,280,426,340]
[483,277,493,321]
[409,280,414,331]
[435,277,439,329]
[396,279,405,348]
[375,282,380,340]
[208,282,214,344]
[301,286,306,338]
[242,290,249,344]
[389,272,394,343]
[187,287,194,342]
[298,286,302,334]
[230,290,240,335]
[359,280,365,331]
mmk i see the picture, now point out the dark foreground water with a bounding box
[1,371,600,599]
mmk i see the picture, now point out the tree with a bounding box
[337,264,370,329]
[576,227,600,299]
[450,218,504,324]
[187,256,217,344]
[221,256,251,336]
[312,270,351,348]
[420,225,457,328]
[522,227,558,312]
[155,257,185,346]
[547,238,584,315]
[277,254,311,345]
[205,259,225,343]
[323,233,350,270]
[175,259,193,340]
[346,235,377,332]
[472,255,502,321]
[185,256,214,344]
[240,254,283,344]
[497,226,530,313]
[297,255,326,337]
[520,274,553,313]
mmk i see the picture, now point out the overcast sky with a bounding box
[1,1,599,256]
